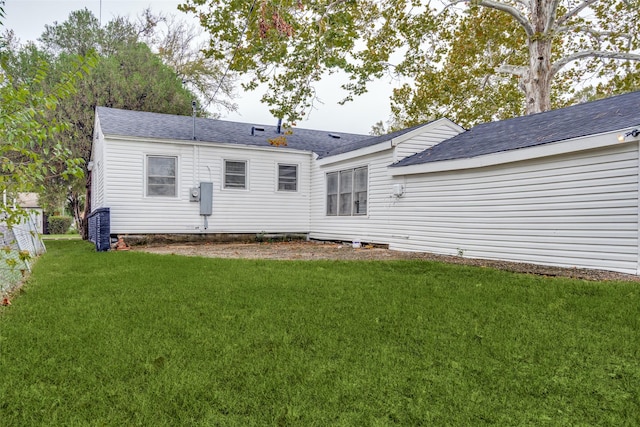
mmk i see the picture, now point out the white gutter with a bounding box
[389,129,635,176]
[104,134,312,156]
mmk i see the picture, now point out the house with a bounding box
[90,90,640,274]
[17,193,44,234]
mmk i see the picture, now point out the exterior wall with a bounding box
[91,118,106,210]
[393,122,463,162]
[309,121,467,244]
[100,137,312,234]
[309,149,402,244]
[388,143,640,275]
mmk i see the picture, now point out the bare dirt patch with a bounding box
[133,240,640,282]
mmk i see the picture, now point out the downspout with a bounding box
[637,138,640,275]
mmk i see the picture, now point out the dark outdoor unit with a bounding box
[87,207,110,251]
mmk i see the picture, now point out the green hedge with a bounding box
[48,216,73,235]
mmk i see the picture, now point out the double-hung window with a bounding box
[147,155,177,197]
[278,164,297,191]
[326,166,368,216]
[224,160,247,189]
[326,172,339,215]
[353,167,368,215]
[339,170,353,215]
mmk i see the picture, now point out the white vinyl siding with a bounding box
[311,131,640,275]
[311,120,466,244]
[394,124,463,162]
[224,160,247,189]
[101,139,311,235]
[278,164,297,191]
[146,155,177,197]
[312,153,392,243]
[388,143,639,274]
[91,136,106,209]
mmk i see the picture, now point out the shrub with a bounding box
[48,216,73,235]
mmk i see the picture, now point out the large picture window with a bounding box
[278,164,297,191]
[147,155,177,197]
[326,166,368,216]
[224,160,247,189]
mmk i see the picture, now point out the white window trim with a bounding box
[326,171,338,216]
[223,159,249,190]
[145,154,179,198]
[325,165,368,216]
[276,163,299,192]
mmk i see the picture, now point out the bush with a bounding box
[48,216,73,235]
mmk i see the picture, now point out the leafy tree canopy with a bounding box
[4,8,211,232]
[0,12,90,226]
[180,0,640,129]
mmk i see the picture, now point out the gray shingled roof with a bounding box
[392,90,640,167]
[317,123,428,159]
[96,107,373,155]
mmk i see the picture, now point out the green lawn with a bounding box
[1,240,639,426]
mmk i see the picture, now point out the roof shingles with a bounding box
[393,91,640,167]
[96,107,371,156]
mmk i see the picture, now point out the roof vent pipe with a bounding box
[251,126,265,136]
[276,118,282,134]
[191,100,198,140]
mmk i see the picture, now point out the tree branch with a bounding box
[477,0,534,37]
[512,0,531,9]
[551,50,640,75]
[496,64,527,76]
[556,0,601,27]
[555,25,634,39]
[545,0,562,34]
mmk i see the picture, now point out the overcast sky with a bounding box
[3,0,393,134]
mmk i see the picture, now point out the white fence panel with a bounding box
[1,215,46,297]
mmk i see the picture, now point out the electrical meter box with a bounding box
[189,187,200,202]
[199,182,213,215]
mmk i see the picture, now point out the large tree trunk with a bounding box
[522,0,554,115]
[522,37,553,114]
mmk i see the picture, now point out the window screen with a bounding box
[339,170,353,216]
[224,160,246,189]
[326,172,338,216]
[325,166,368,216]
[278,164,297,191]
[354,167,367,215]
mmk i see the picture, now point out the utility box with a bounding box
[189,187,200,202]
[392,183,405,197]
[199,182,213,215]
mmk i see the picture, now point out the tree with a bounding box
[6,9,203,236]
[470,0,640,115]
[180,0,640,127]
[139,10,237,114]
[390,7,534,128]
[0,4,88,227]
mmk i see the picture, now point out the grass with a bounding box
[1,240,639,426]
